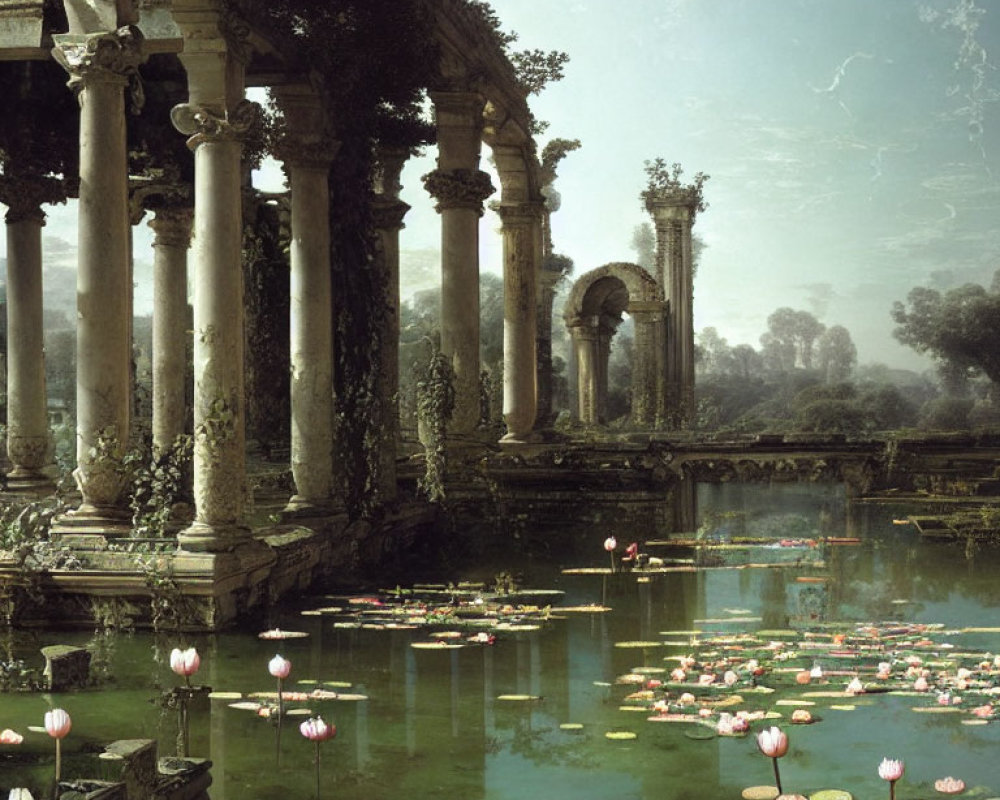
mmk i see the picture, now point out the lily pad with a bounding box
[828,705,856,711]
[559,723,584,731]
[742,786,780,800]
[411,641,463,650]
[207,691,243,700]
[605,730,637,740]
[614,640,663,648]
[810,790,853,800]
[228,701,262,711]
[683,725,716,740]
[497,694,541,702]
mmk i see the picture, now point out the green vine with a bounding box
[130,434,193,539]
[417,347,456,503]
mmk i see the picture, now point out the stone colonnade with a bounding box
[1,1,548,549]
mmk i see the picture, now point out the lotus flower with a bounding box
[878,758,904,800]
[934,776,965,794]
[756,726,788,794]
[269,654,292,679]
[914,675,929,692]
[45,708,71,785]
[670,668,686,682]
[845,677,864,694]
[724,670,738,686]
[170,647,201,684]
[795,670,811,685]
[0,729,23,745]
[604,537,617,571]
[300,716,337,798]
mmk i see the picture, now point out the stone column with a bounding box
[422,91,494,438]
[52,26,145,531]
[569,320,598,425]
[372,147,410,502]
[649,200,697,428]
[148,207,192,454]
[4,198,52,490]
[596,316,616,424]
[629,302,666,429]
[274,85,337,514]
[535,265,562,429]
[170,100,258,551]
[497,202,541,442]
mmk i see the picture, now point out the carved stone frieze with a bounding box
[52,26,146,108]
[421,168,494,215]
[170,99,261,150]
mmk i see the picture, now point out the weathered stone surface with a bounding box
[0,1,43,49]
[104,739,158,800]
[41,644,92,691]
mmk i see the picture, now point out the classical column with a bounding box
[170,99,258,550]
[596,316,616,424]
[52,26,145,531]
[372,147,410,502]
[148,207,193,454]
[4,196,52,490]
[497,202,541,442]
[649,199,698,428]
[422,91,494,438]
[569,321,598,425]
[274,85,337,514]
[535,265,562,429]
[629,302,666,428]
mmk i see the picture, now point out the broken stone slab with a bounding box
[56,780,127,800]
[102,739,158,800]
[41,644,92,692]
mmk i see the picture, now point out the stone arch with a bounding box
[564,263,666,426]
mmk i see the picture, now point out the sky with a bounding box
[395,0,1000,372]
[2,0,997,374]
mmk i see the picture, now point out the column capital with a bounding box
[274,137,339,172]
[148,206,193,248]
[646,198,696,224]
[170,99,261,150]
[371,198,410,232]
[421,168,494,215]
[0,175,59,224]
[52,26,145,97]
[374,146,409,200]
[496,201,544,226]
[428,90,486,120]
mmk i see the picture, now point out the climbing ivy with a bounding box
[417,347,456,503]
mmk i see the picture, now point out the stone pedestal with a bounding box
[52,27,145,533]
[149,207,193,454]
[422,91,493,438]
[4,204,53,490]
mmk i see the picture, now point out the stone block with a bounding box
[0,0,44,48]
[103,739,158,800]
[41,645,92,691]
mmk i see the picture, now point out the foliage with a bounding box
[130,434,193,539]
[510,49,570,96]
[761,308,826,371]
[640,159,709,213]
[539,138,581,186]
[416,347,456,503]
[630,223,656,272]
[816,324,857,383]
[892,276,1000,388]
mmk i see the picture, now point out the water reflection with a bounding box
[2,483,1000,799]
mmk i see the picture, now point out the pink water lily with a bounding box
[934,776,965,794]
[878,758,904,800]
[170,647,201,683]
[300,716,337,799]
[756,726,788,794]
[268,654,291,679]
[0,729,23,744]
[45,708,71,786]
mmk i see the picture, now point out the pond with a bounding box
[3,483,1000,799]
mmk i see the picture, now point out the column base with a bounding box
[4,468,56,495]
[177,519,254,553]
[281,495,341,519]
[499,429,547,445]
[51,503,132,540]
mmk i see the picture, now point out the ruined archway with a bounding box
[564,262,666,426]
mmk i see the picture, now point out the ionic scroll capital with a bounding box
[170,99,261,150]
[52,26,146,103]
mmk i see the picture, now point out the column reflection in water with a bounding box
[405,642,416,756]
[483,644,495,736]
[450,649,460,738]
[355,684,370,770]
[208,635,226,800]
[529,634,541,699]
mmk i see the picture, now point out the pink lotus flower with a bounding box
[879,757,904,800]
[44,709,71,739]
[724,670,738,686]
[678,692,696,706]
[914,676,930,692]
[603,537,617,552]
[170,647,201,680]
[670,668,686,682]
[756,726,788,758]
[698,673,715,686]
[971,704,994,718]
[0,729,23,744]
[731,716,749,732]
[623,542,638,561]
[268,654,292,679]
[299,716,337,742]
[845,677,865,694]
[934,776,965,794]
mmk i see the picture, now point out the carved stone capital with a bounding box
[52,26,146,105]
[371,198,410,231]
[274,137,339,171]
[496,201,543,227]
[0,175,60,224]
[148,206,193,248]
[421,168,494,215]
[171,99,261,150]
[374,146,409,200]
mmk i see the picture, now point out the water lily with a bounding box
[604,537,617,571]
[45,708,71,786]
[845,677,864,694]
[170,647,200,685]
[914,675,929,692]
[0,729,23,745]
[300,716,336,799]
[878,758,904,800]
[756,726,788,794]
[269,654,291,679]
[934,776,965,794]
[724,670,738,686]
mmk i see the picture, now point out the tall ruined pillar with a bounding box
[3,191,53,491]
[170,3,259,551]
[569,320,599,425]
[149,207,193,454]
[52,23,145,532]
[629,303,667,428]
[372,146,410,502]
[646,171,705,429]
[422,91,494,438]
[274,84,336,514]
[596,316,616,424]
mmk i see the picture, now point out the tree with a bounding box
[816,325,857,383]
[892,278,1000,391]
[762,308,826,371]
[630,223,656,272]
[696,327,733,377]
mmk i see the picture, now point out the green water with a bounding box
[3,484,1000,799]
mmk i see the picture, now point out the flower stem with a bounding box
[609,552,615,572]
[889,779,896,800]
[315,741,321,800]
[772,757,783,795]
